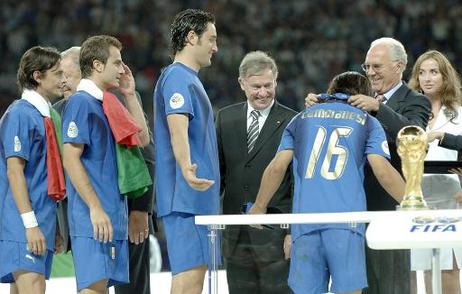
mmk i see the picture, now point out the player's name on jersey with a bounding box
[302,108,366,125]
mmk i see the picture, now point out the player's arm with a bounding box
[119,64,150,147]
[250,150,294,214]
[63,142,113,242]
[7,157,46,255]
[167,113,214,191]
[367,154,405,202]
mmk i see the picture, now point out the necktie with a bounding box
[247,110,260,152]
[44,108,66,201]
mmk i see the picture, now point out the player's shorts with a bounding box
[71,237,129,291]
[288,229,367,294]
[162,212,219,274]
[0,240,53,283]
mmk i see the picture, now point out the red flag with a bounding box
[44,117,65,201]
[102,92,141,147]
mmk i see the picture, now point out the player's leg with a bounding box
[163,212,214,294]
[9,283,18,294]
[171,265,207,294]
[13,271,46,294]
[79,279,108,294]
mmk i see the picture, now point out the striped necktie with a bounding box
[247,110,260,152]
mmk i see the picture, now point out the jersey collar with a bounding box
[21,89,51,117]
[77,79,103,101]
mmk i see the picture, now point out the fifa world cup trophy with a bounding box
[397,125,428,210]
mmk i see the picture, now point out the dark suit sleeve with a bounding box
[439,133,462,151]
[215,110,226,195]
[375,93,431,143]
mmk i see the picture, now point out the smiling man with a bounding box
[348,38,431,294]
[153,9,219,294]
[216,51,296,294]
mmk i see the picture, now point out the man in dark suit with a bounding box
[216,51,296,294]
[348,37,431,294]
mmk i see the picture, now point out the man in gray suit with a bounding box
[216,51,296,294]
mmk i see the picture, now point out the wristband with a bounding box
[21,211,38,228]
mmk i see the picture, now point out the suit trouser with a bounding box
[362,247,410,294]
[114,219,153,294]
[225,227,292,294]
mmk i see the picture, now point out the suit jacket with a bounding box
[216,101,296,257]
[365,82,431,211]
[440,133,462,151]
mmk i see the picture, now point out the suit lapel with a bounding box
[234,103,248,155]
[247,102,285,160]
[386,82,408,110]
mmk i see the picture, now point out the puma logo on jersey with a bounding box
[25,254,36,263]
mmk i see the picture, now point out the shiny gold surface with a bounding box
[397,125,428,210]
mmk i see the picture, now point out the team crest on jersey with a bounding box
[382,140,390,156]
[67,122,78,138]
[13,136,21,152]
[169,93,184,109]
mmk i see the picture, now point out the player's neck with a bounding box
[174,52,200,72]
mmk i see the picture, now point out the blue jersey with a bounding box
[279,101,388,237]
[62,91,128,240]
[153,62,220,217]
[0,100,56,249]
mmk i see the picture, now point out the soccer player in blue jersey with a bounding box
[0,46,64,294]
[250,72,405,294]
[62,35,149,294]
[153,8,219,294]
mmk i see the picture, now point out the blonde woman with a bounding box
[408,50,462,293]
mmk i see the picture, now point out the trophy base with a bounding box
[399,196,428,211]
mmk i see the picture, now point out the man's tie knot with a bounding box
[251,110,260,121]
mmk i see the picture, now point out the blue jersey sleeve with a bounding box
[1,109,33,161]
[277,116,297,152]
[365,115,390,159]
[162,69,195,118]
[62,94,91,145]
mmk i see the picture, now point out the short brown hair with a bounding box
[80,35,122,78]
[327,71,373,97]
[17,46,61,92]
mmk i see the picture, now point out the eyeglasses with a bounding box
[361,61,400,73]
[361,63,385,73]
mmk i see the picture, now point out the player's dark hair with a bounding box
[17,46,61,92]
[170,9,215,57]
[327,71,373,97]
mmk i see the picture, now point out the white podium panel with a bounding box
[366,212,462,250]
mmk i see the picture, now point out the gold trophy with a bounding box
[397,125,428,210]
